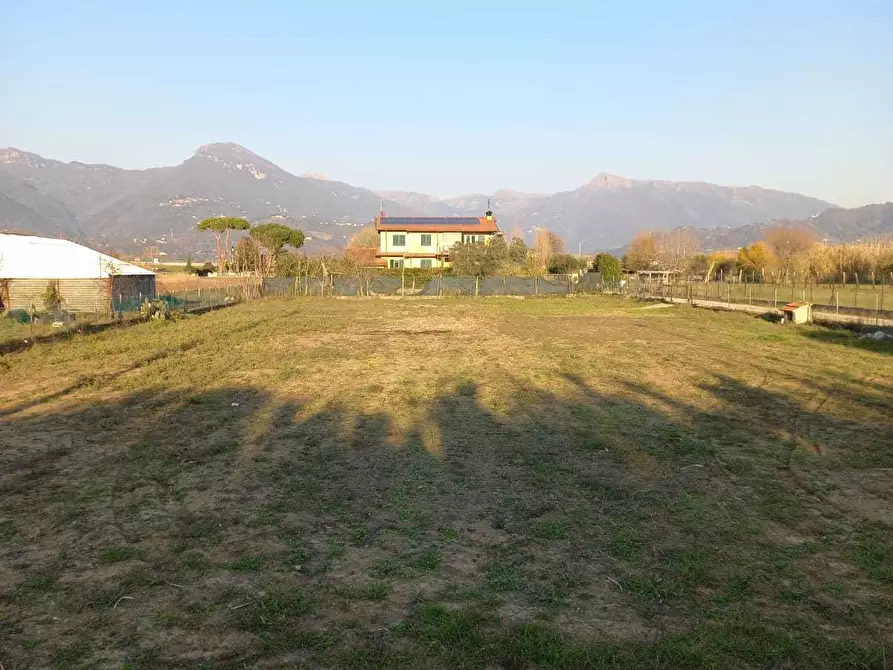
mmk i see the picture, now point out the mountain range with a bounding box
[0,144,418,256]
[0,142,876,258]
[697,202,893,250]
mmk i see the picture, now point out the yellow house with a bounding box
[375,214,501,269]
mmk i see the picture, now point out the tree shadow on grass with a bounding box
[798,326,893,355]
[618,373,893,468]
[0,342,205,419]
[0,374,890,668]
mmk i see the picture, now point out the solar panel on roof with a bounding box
[380,217,483,225]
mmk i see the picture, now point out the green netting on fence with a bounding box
[261,274,598,297]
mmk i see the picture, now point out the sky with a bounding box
[2,1,891,206]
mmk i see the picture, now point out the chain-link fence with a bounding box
[261,273,609,297]
[1,281,262,352]
[629,276,893,323]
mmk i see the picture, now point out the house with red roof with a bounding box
[374,211,501,269]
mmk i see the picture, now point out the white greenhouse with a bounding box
[0,233,156,312]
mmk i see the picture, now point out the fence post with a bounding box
[835,290,839,314]
[535,276,539,296]
[773,286,778,310]
[876,294,880,326]
[183,290,187,314]
[474,275,480,297]
[727,283,731,308]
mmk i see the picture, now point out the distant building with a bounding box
[0,233,156,312]
[375,213,501,269]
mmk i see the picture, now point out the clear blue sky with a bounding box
[2,1,891,206]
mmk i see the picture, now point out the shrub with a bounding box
[593,253,621,281]
[547,253,587,275]
[42,280,62,312]
[140,299,173,321]
[195,262,215,277]
[451,237,509,277]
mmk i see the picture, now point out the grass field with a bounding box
[1,297,891,669]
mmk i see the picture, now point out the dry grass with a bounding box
[1,296,891,668]
[155,274,256,292]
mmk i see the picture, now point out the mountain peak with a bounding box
[194,142,261,159]
[191,142,277,180]
[585,173,635,189]
[0,148,49,168]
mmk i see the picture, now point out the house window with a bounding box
[420,234,432,247]
[389,258,404,269]
[464,234,481,244]
[420,259,432,269]
[392,234,406,247]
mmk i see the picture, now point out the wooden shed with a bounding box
[0,233,155,313]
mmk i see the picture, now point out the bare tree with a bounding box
[233,237,262,274]
[764,225,816,280]
[653,229,700,270]
[533,228,553,270]
[546,231,566,254]
[346,225,379,267]
[349,225,379,249]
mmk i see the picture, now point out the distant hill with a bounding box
[512,174,834,249]
[1,143,839,255]
[391,174,834,249]
[699,202,893,250]
[376,191,458,217]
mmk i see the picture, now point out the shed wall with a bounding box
[7,278,111,312]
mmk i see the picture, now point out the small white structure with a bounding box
[781,301,812,325]
[0,233,156,312]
